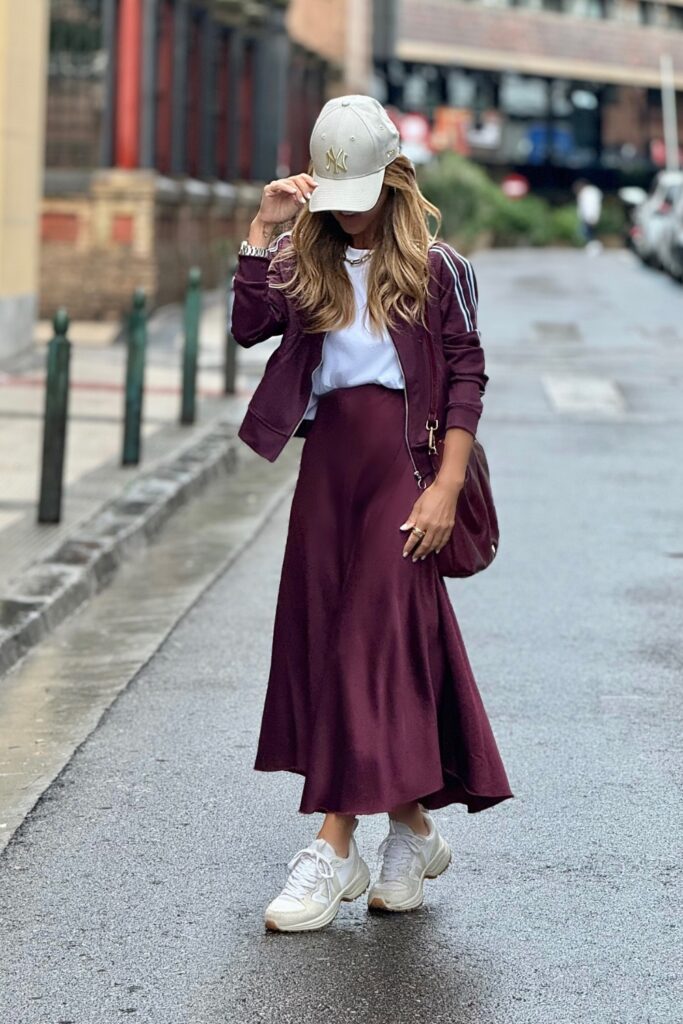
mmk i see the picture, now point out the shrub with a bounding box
[418,152,617,249]
[597,195,627,238]
[488,192,554,247]
[549,205,583,246]
[418,152,498,250]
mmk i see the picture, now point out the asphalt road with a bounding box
[1,248,681,1024]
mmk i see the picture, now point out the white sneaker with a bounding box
[264,833,371,933]
[368,809,452,912]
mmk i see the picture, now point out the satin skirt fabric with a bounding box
[254,383,513,815]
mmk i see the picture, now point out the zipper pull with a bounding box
[426,418,439,455]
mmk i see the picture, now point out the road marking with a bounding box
[542,374,625,416]
[532,321,582,343]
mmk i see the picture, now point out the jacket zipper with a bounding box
[425,287,440,456]
[388,333,426,490]
[287,332,327,440]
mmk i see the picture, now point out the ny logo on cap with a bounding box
[325,146,348,174]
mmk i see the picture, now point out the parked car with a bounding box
[657,187,683,282]
[622,171,683,267]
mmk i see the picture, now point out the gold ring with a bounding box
[411,527,426,539]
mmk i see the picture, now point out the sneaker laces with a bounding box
[281,847,335,902]
[377,832,424,883]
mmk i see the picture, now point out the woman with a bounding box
[231,95,513,933]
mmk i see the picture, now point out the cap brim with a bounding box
[308,166,385,214]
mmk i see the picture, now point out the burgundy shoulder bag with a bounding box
[424,283,500,578]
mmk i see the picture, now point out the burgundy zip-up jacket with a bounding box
[230,233,487,489]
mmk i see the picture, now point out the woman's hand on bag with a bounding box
[255,173,318,227]
[399,479,461,562]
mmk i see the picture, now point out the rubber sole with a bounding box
[367,838,452,913]
[264,862,371,933]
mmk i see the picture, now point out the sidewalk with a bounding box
[0,291,277,583]
[0,290,278,672]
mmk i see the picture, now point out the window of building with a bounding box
[639,0,668,23]
[567,0,615,16]
[613,0,640,23]
[500,73,549,116]
[46,0,105,170]
[447,69,476,108]
[667,4,683,28]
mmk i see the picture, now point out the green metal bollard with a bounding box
[38,309,72,524]
[122,288,147,466]
[181,266,201,425]
[224,256,238,395]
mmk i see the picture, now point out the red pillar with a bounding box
[156,0,175,175]
[215,32,230,180]
[186,15,202,178]
[239,44,254,180]
[115,0,143,169]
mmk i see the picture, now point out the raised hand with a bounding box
[257,173,319,226]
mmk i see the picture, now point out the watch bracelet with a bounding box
[238,239,276,258]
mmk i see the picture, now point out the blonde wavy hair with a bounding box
[270,154,441,334]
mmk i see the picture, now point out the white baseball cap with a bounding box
[308,95,401,214]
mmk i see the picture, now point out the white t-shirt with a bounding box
[302,246,405,421]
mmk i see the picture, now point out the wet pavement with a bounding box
[0,443,299,849]
[0,247,681,1023]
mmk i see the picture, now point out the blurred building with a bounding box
[41,0,372,323]
[373,0,683,184]
[0,1,49,360]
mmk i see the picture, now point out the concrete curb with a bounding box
[0,420,240,678]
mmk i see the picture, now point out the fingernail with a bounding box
[420,555,426,560]
[305,191,312,198]
[299,195,306,204]
[402,551,408,558]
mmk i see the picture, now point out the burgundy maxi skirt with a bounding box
[254,383,513,815]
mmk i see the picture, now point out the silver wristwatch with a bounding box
[238,239,275,258]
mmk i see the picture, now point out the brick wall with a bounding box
[602,87,648,149]
[39,172,262,320]
[287,0,347,67]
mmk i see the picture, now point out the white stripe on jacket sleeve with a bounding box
[430,244,479,335]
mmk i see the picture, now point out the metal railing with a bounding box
[38,265,238,523]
